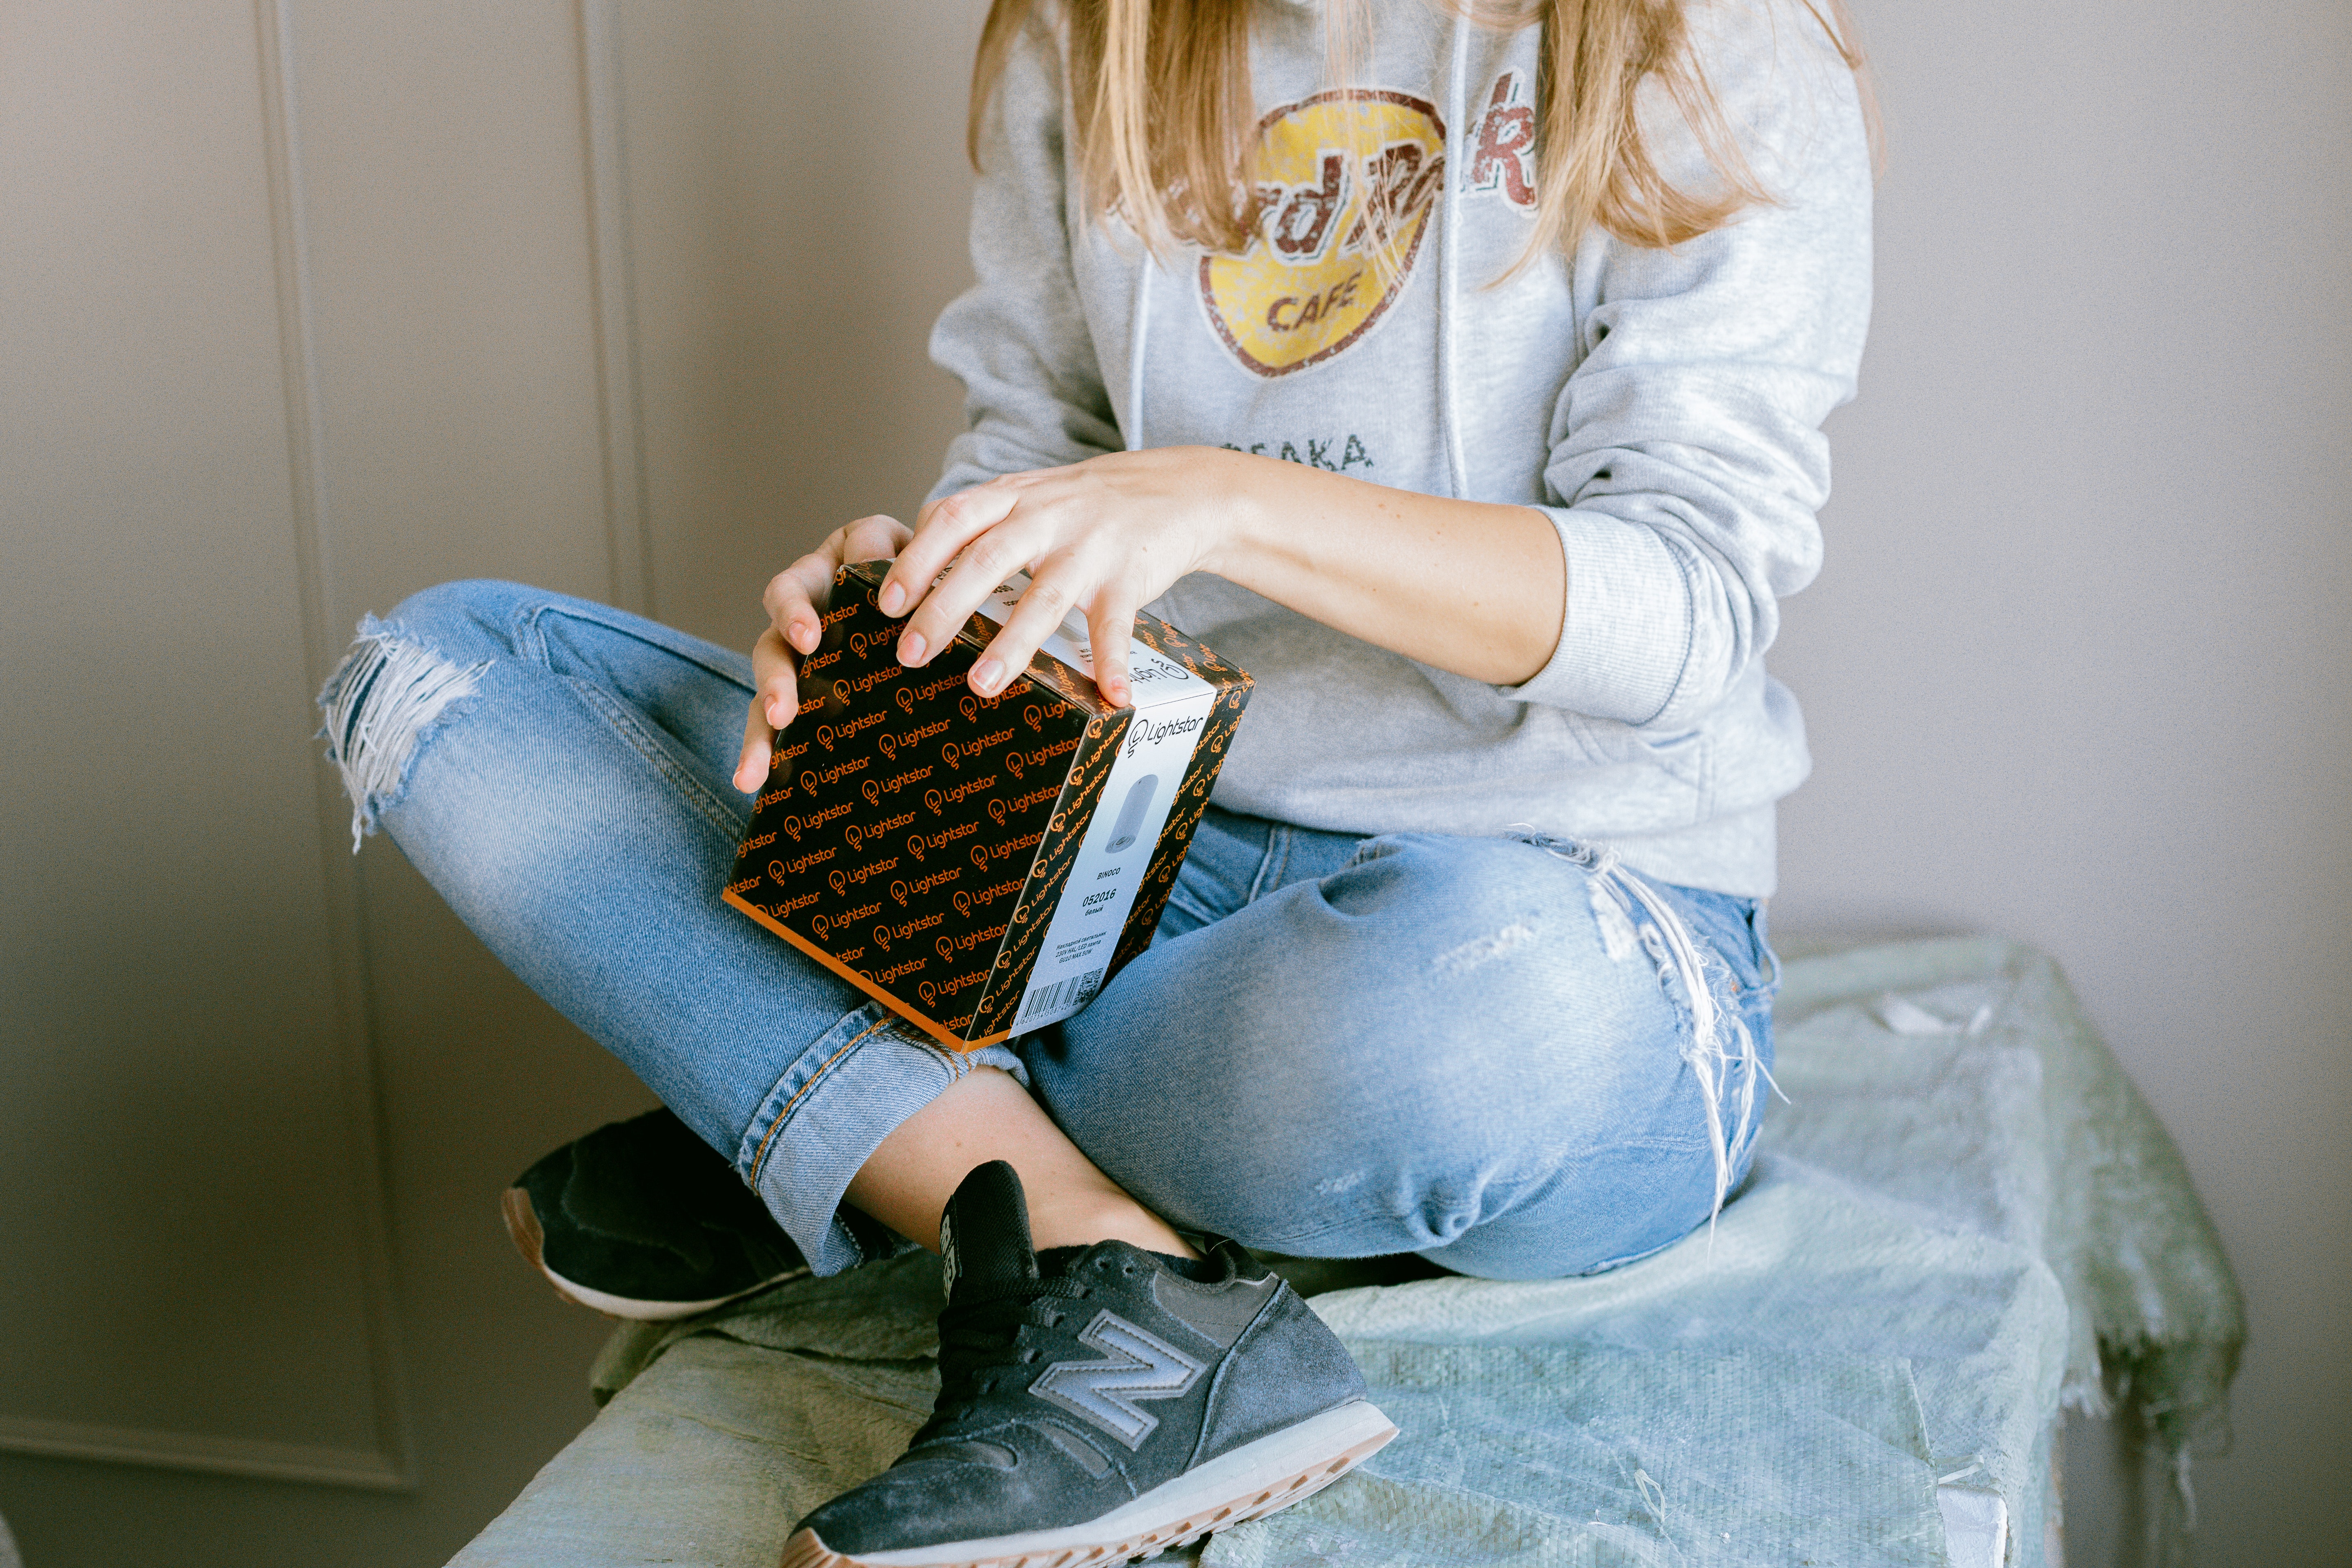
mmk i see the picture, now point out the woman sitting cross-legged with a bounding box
[321,0,1869,1561]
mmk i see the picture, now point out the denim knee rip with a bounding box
[318,617,489,851]
[1518,835,1781,1235]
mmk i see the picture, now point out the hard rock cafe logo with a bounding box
[1198,90,1446,379]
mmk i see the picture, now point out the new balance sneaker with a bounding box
[783,1161,1396,1568]
[501,1107,808,1319]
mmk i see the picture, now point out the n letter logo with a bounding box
[1029,1310,1207,1450]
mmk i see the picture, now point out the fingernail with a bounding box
[972,657,1004,694]
[899,631,926,666]
[879,583,904,615]
[791,621,815,651]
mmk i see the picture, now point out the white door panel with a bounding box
[0,0,405,1489]
[0,0,981,1561]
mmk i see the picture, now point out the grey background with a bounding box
[0,0,2342,1564]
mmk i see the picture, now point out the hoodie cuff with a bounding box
[1506,506,1695,726]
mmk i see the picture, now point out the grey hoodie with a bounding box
[929,0,1872,897]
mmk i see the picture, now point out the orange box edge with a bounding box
[721,888,1013,1054]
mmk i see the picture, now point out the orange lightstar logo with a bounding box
[1198,90,1446,379]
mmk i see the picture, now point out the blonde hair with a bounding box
[969,0,1866,263]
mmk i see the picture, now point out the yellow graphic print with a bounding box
[1198,90,1447,379]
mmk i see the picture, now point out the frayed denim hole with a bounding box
[1588,878,1641,962]
[1501,826,1590,862]
[1501,830,1782,1239]
[1430,919,1541,978]
[316,617,488,852]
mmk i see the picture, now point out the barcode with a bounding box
[1021,967,1105,1020]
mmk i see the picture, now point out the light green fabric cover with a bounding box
[449,938,2242,1568]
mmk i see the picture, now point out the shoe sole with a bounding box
[780,1399,1399,1568]
[501,1186,810,1322]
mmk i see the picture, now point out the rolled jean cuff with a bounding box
[735,1000,1027,1275]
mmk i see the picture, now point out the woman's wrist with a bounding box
[1194,446,1326,597]
[1188,445,1266,585]
[1177,446,1566,686]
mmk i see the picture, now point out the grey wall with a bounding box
[1771,0,2352,1561]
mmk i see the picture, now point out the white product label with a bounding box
[974,580,1215,1029]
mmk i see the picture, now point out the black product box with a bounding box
[723,561,1252,1050]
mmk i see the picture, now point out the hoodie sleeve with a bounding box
[927,15,1123,503]
[1510,6,1873,732]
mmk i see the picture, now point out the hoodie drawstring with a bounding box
[1126,253,1153,452]
[1437,13,1471,499]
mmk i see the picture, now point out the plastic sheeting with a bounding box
[451,938,2242,1568]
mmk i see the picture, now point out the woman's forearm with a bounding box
[840,443,1568,716]
[1200,448,1568,688]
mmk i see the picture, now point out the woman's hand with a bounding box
[874,447,1247,709]
[879,446,1566,703]
[735,444,1566,795]
[733,514,913,793]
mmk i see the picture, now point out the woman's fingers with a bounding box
[882,481,1026,624]
[743,516,920,793]
[897,517,1051,674]
[842,513,914,566]
[765,516,913,654]
[861,456,1205,700]
[751,624,801,732]
[969,557,1093,698]
[733,628,797,793]
[762,566,823,656]
[763,544,845,655]
[1082,590,1139,707]
[735,698,775,794]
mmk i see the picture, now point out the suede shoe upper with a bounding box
[512,1107,805,1312]
[795,1161,1370,1557]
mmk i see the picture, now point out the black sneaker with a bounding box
[501,1107,808,1319]
[784,1161,1396,1568]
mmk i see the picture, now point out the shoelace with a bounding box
[909,1276,1099,1447]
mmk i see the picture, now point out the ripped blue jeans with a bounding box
[321,581,1778,1280]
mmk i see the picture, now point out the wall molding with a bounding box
[255,0,419,1492]
[0,0,419,1493]
[0,1414,408,1493]
[0,0,430,1496]
[579,0,657,617]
